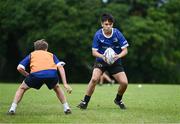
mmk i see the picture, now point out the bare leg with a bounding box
[9,81,29,113]
[112,72,128,109]
[15,82,29,103]
[53,84,70,113]
[113,72,128,95]
[77,68,103,109]
[103,73,113,83]
[99,74,104,85]
[53,84,66,104]
[86,68,103,96]
[13,81,29,104]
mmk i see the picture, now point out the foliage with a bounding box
[0,0,179,83]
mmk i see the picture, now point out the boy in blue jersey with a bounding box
[78,13,129,110]
[8,39,72,115]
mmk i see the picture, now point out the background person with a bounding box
[99,71,115,86]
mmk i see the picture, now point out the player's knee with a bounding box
[91,77,99,84]
[19,84,28,90]
[18,86,28,93]
[53,84,59,90]
[121,80,128,87]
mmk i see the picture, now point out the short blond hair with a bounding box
[34,39,48,50]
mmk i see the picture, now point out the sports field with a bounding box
[0,83,180,123]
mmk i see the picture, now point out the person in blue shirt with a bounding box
[78,13,129,110]
[8,39,72,115]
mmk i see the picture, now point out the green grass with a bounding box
[0,83,180,123]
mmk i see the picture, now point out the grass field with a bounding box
[0,83,180,123]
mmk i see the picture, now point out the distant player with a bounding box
[99,71,115,86]
[8,39,72,115]
[77,13,129,109]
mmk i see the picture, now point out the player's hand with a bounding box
[113,54,120,61]
[64,84,72,94]
[102,55,108,63]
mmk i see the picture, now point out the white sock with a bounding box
[9,103,17,112]
[63,102,70,111]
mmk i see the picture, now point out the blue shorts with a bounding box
[24,74,59,90]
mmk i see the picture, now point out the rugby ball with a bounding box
[104,48,115,65]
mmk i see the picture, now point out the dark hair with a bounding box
[34,39,48,50]
[101,13,114,23]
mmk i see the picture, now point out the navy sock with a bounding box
[115,94,122,101]
[84,95,91,104]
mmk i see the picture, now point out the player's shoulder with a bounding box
[32,50,54,57]
[46,51,54,55]
[113,28,121,34]
[113,28,124,37]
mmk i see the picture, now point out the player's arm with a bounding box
[54,55,72,94]
[17,65,29,77]
[17,55,30,77]
[92,49,106,62]
[57,64,67,86]
[114,47,128,60]
[114,29,129,60]
[92,49,104,59]
[57,65,72,94]
[92,32,107,61]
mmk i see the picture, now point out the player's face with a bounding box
[101,20,113,33]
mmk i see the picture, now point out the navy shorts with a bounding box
[93,61,124,75]
[24,74,59,90]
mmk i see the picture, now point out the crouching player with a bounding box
[8,39,72,115]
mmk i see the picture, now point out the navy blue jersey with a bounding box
[92,28,129,62]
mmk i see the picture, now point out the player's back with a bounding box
[30,50,57,73]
